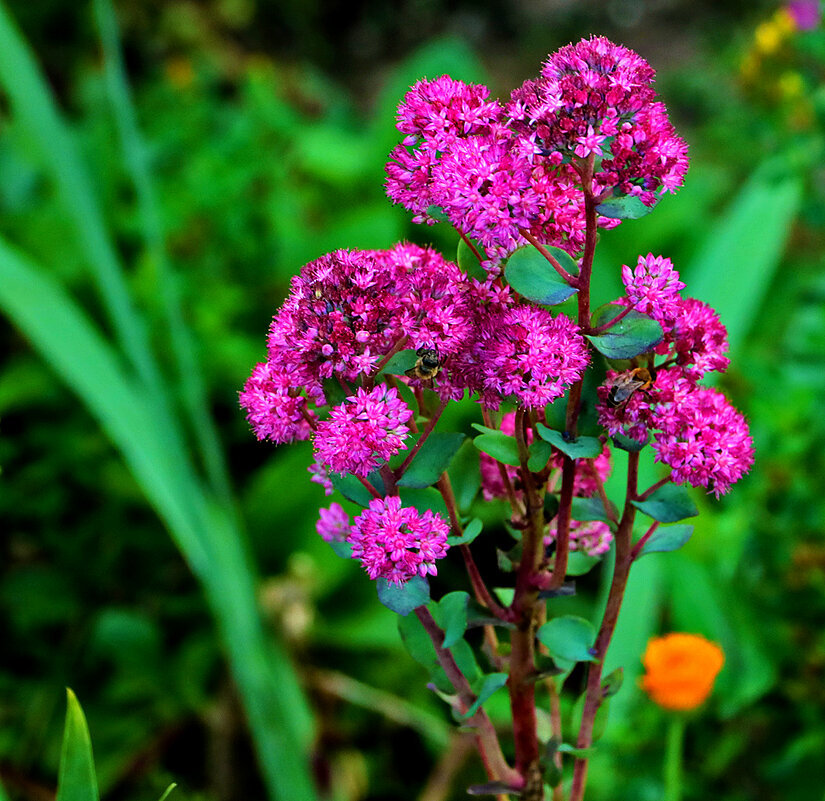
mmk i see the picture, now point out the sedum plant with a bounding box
[241,36,754,801]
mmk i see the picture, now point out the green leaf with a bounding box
[586,309,663,360]
[398,432,465,488]
[564,552,601,577]
[457,236,487,281]
[504,246,578,305]
[433,591,470,648]
[425,204,451,223]
[377,575,430,616]
[528,439,554,472]
[601,667,624,698]
[685,165,802,357]
[157,785,177,801]
[494,587,515,607]
[612,432,649,452]
[596,194,656,220]
[397,613,453,694]
[447,439,481,512]
[377,348,419,377]
[330,472,380,507]
[536,425,602,459]
[472,429,521,467]
[632,483,698,523]
[636,524,694,558]
[570,496,615,524]
[448,517,483,546]
[459,673,509,720]
[536,616,597,663]
[329,540,354,559]
[557,744,596,758]
[56,690,99,801]
[398,487,450,520]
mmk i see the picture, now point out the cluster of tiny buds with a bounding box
[240,36,754,586]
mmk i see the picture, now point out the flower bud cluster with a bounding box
[598,257,753,495]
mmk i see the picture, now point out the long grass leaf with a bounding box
[92,0,233,505]
[685,167,802,356]
[0,2,162,400]
[0,241,318,801]
[56,691,100,801]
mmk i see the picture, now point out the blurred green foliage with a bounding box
[1,2,825,801]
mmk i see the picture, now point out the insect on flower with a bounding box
[405,346,442,386]
[607,367,653,407]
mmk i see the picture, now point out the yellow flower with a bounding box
[641,633,724,711]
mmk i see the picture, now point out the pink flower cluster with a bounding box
[622,254,685,326]
[348,496,450,586]
[598,254,752,495]
[386,37,688,262]
[316,502,350,542]
[314,384,413,477]
[465,305,590,409]
[241,243,474,445]
[509,37,689,201]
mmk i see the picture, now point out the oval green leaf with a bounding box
[434,591,470,648]
[536,425,602,459]
[505,246,578,305]
[632,483,698,523]
[528,439,553,472]
[377,575,430,616]
[596,194,656,220]
[448,517,483,546]
[377,348,419,377]
[586,310,663,360]
[472,431,521,467]
[536,616,597,663]
[636,524,694,558]
[459,672,509,720]
[398,432,466,489]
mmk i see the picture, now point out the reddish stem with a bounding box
[456,228,484,263]
[637,474,672,501]
[415,607,522,789]
[395,397,448,478]
[569,451,640,801]
[519,227,579,286]
[586,304,632,336]
[369,334,410,385]
[630,521,661,562]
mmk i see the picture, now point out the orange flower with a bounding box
[641,633,724,711]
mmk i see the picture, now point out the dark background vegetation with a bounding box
[2,1,825,800]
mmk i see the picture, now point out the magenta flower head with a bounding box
[348,496,450,586]
[386,76,503,223]
[239,360,315,444]
[509,36,688,206]
[650,373,754,497]
[666,297,730,379]
[314,384,413,478]
[264,244,473,396]
[786,1,821,30]
[430,133,540,258]
[316,502,351,543]
[622,253,686,326]
[474,305,589,409]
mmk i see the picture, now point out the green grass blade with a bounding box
[0,240,318,801]
[92,0,233,505]
[0,1,163,401]
[56,690,100,801]
[685,167,802,356]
